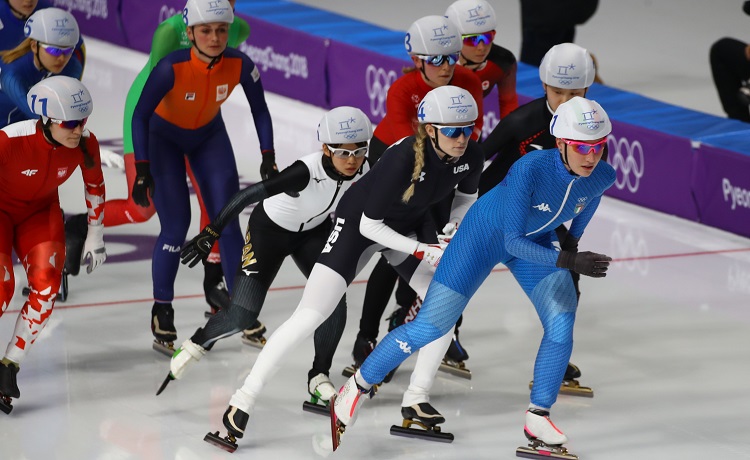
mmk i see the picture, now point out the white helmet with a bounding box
[405,15,461,56]
[417,85,478,124]
[539,43,595,89]
[27,75,93,121]
[317,106,373,144]
[550,97,611,141]
[183,0,234,27]
[24,8,80,48]
[445,0,497,35]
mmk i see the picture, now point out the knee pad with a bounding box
[25,242,64,296]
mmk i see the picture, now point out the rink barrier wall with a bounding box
[63,0,750,239]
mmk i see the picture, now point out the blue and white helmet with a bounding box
[445,0,497,35]
[24,8,80,48]
[183,0,234,26]
[550,97,611,141]
[539,43,595,89]
[27,76,93,121]
[417,85,478,124]
[405,15,461,56]
[317,106,373,144]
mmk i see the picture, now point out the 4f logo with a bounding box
[322,217,345,253]
[533,203,552,212]
[21,169,38,176]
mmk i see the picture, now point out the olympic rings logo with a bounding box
[608,135,645,193]
[344,133,357,139]
[609,227,650,275]
[159,5,179,22]
[455,107,468,113]
[365,65,398,118]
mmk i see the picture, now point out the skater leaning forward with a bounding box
[129,0,275,354]
[205,85,484,453]
[334,96,615,459]
[157,107,372,405]
[0,76,106,413]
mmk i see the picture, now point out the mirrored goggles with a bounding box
[415,53,460,67]
[50,117,87,129]
[562,138,607,155]
[462,31,495,47]
[432,123,475,138]
[40,43,75,57]
[327,145,368,158]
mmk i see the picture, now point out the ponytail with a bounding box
[401,124,427,203]
[1,38,32,64]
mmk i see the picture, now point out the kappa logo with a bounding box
[395,339,412,354]
[608,135,645,193]
[21,169,38,176]
[216,84,228,102]
[533,203,552,212]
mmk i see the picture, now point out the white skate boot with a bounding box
[330,372,373,450]
[516,409,577,459]
[155,340,206,396]
[302,373,337,416]
[170,340,206,379]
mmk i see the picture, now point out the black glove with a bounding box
[556,251,611,278]
[180,224,221,268]
[131,161,155,208]
[260,149,278,181]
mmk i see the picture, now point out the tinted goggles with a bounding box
[562,138,607,155]
[40,43,75,57]
[50,117,88,129]
[462,31,495,47]
[327,145,368,158]
[416,53,460,67]
[432,123,475,138]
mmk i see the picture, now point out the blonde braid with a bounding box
[402,124,428,203]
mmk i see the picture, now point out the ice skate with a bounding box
[63,213,88,277]
[151,302,177,356]
[0,361,20,414]
[389,402,454,442]
[302,373,336,416]
[204,405,249,453]
[330,373,374,451]
[438,330,471,380]
[516,409,578,459]
[529,363,593,398]
[240,320,267,348]
[341,334,376,378]
[156,340,206,395]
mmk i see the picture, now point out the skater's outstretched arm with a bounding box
[180,163,309,267]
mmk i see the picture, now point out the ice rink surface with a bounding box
[1,1,750,459]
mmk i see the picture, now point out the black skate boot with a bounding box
[342,334,376,378]
[204,405,249,453]
[390,402,453,442]
[151,302,177,357]
[439,326,471,380]
[240,320,267,348]
[0,360,20,414]
[64,213,88,277]
[203,261,229,318]
[528,362,593,398]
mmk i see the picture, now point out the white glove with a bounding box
[99,148,125,169]
[81,223,106,274]
[413,242,447,268]
[438,221,459,245]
